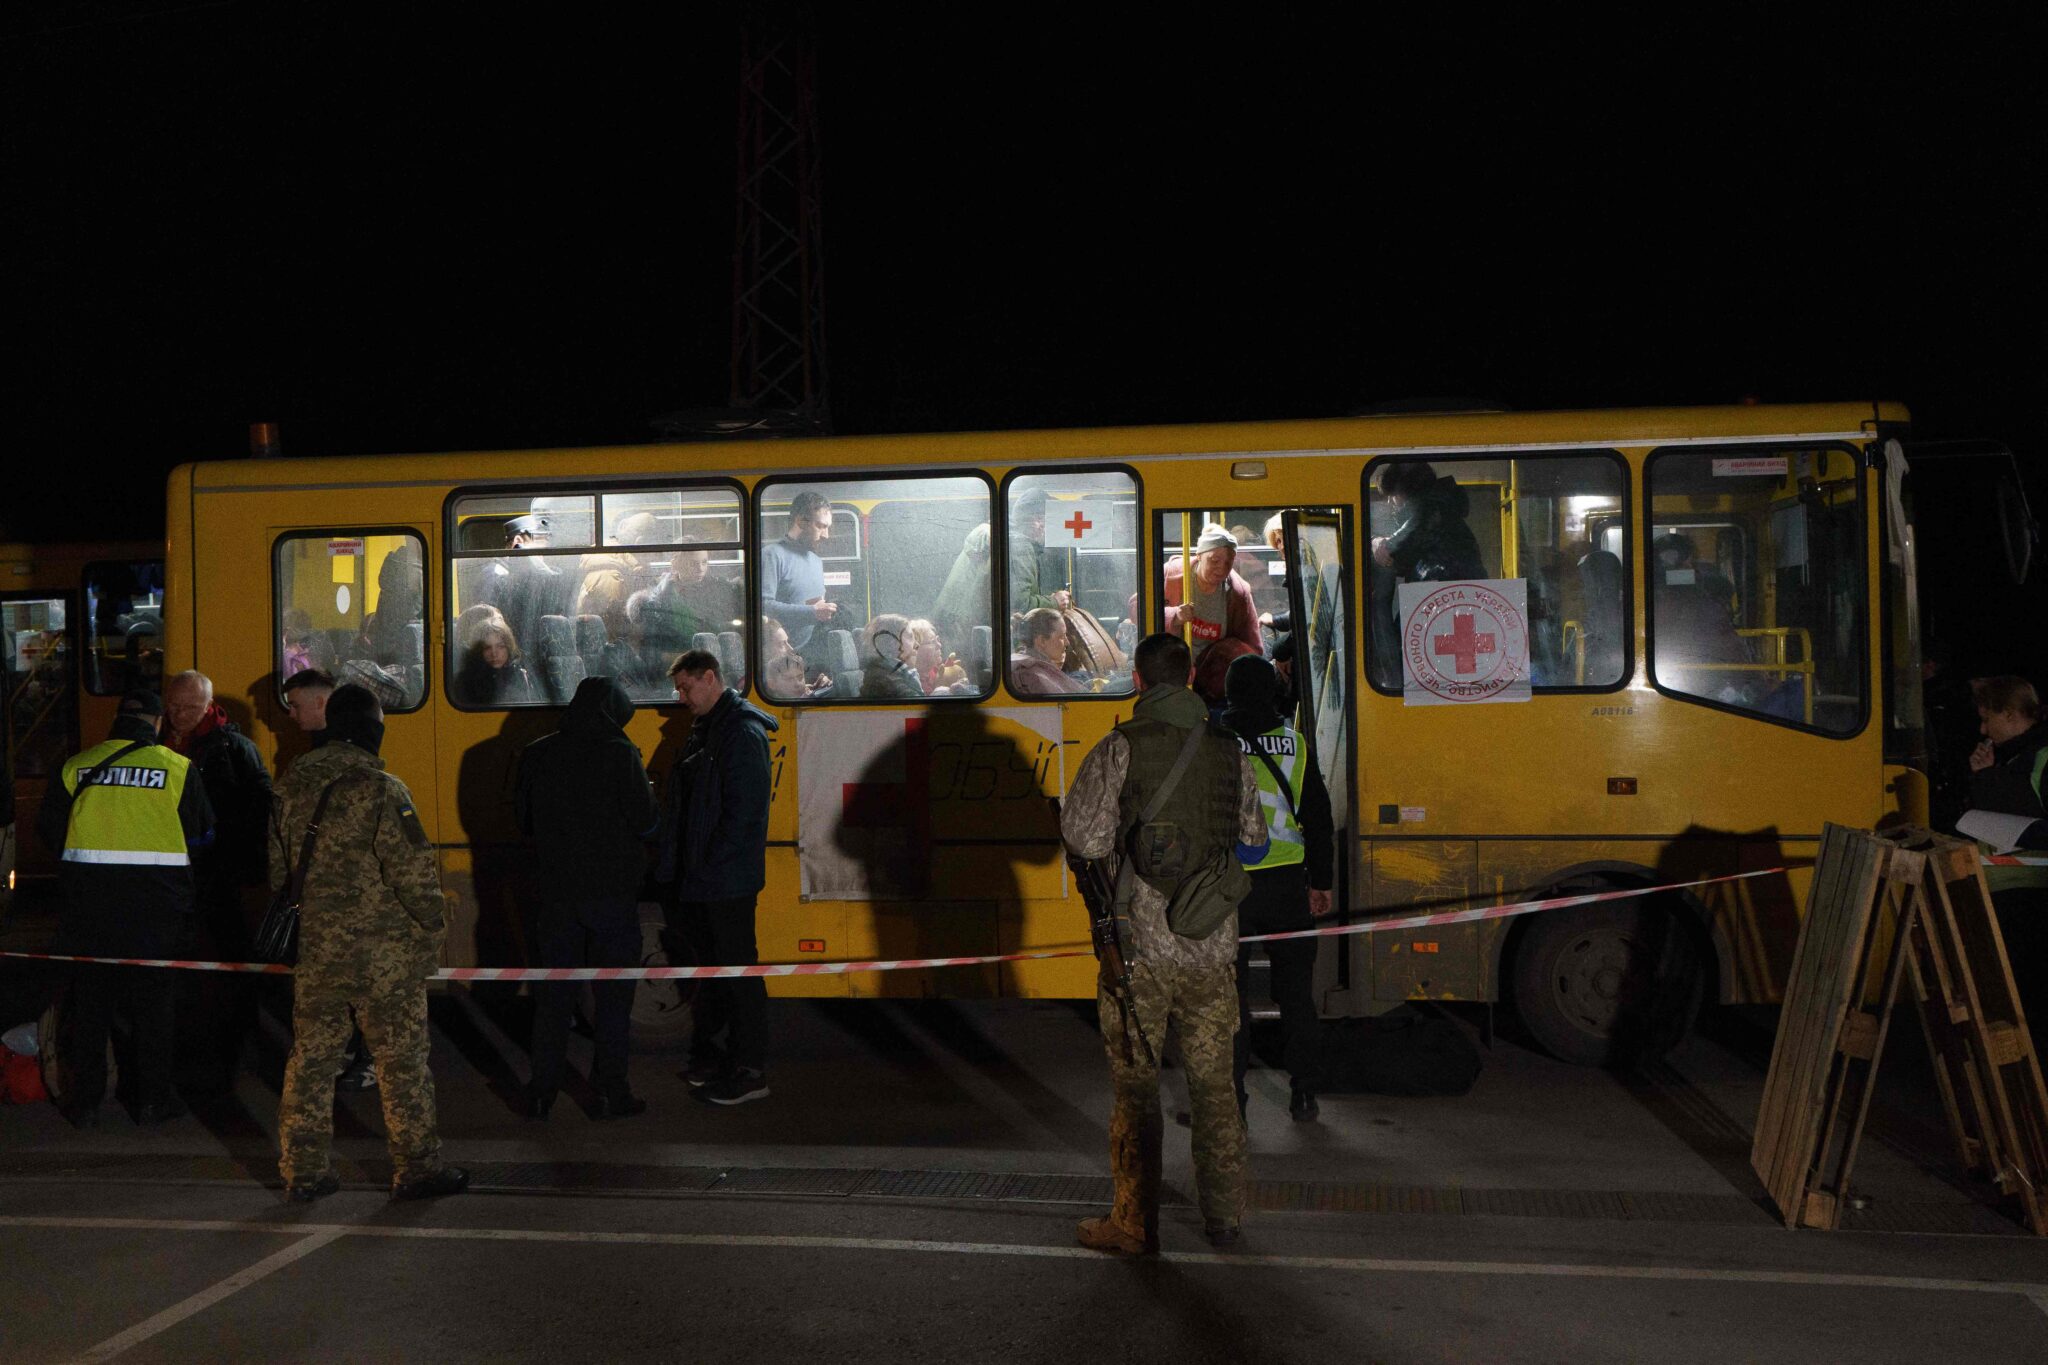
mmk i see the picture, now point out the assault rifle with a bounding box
[1050,798,1149,1063]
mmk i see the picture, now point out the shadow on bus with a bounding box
[452,707,561,1055]
[829,708,1063,1001]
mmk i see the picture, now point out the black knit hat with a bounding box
[118,689,165,718]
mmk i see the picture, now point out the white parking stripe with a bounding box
[7,1214,2046,1318]
[68,1227,345,1362]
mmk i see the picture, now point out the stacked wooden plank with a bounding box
[1754,824,2048,1233]
[1751,824,1927,1230]
[1897,830,2048,1234]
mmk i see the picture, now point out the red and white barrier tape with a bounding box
[1986,854,2048,867]
[0,868,1786,981]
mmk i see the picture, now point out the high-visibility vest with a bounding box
[57,739,193,867]
[1238,724,1307,871]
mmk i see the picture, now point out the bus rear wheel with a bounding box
[1510,900,1703,1067]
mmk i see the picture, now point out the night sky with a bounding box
[7,5,2043,569]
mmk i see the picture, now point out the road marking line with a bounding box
[68,1227,345,1363]
[8,1214,2048,1309]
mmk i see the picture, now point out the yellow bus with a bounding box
[166,400,1925,1063]
[3,541,166,908]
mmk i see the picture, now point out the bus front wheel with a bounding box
[1510,900,1704,1067]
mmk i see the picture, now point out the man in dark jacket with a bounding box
[40,690,215,1126]
[1371,462,1485,581]
[660,649,779,1105]
[164,670,273,1090]
[515,677,659,1118]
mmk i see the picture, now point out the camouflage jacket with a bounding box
[271,742,445,979]
[1060,687,1268,974]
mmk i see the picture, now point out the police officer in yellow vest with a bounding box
[37,689,215,1127]
[1220,655,1336,1121]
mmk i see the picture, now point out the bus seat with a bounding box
[1114,618,1138,656]
[690,632,720,665]
[970,625,993,689]
[575,614,608,679]
[535,615,582,702]
[823,628,862,698]
[718,631,744,681]
[397,621,425,665]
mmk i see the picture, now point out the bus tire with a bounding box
[1510,900,1703,1067]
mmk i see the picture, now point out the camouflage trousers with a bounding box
[1098,957,1246,1230]
[279,963,441,1188]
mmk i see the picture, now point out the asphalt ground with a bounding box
[4,889,2048,1361]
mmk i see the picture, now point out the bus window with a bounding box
[1005,470,1138,697]
[449,486,747,707]
[758,475,992,703]
[3,595,75,780]
[1363,453,1628,691]
[274,532,428,712]
[82,559,164,695]
[1646,446,1867,734]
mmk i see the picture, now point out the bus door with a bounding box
[1278,510,1355,1005]
[3,588,80,885]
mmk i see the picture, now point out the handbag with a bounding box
[254,774,357,964]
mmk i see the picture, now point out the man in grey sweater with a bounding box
[760,490,840,671]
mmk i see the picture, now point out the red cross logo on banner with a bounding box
[1062,510,1093,540]
[1431,611,1497,675]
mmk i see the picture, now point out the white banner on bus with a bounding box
[1397,579,1532,706]
[795,706,1066,901]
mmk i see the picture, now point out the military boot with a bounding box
[1079,1101,1162,1254]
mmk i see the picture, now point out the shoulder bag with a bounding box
[253,774,360,964]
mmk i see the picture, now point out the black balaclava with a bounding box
[322,683,386,757]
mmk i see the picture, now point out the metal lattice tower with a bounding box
[727,6,829,433]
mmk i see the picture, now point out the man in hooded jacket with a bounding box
[659,648,780,1105]
[515,676,659,1117]
[270,684,466,1202]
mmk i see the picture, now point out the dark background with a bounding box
[5,5,2042,669]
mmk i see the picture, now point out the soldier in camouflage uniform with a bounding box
[269,684,467,1203]
[1060,634,1269,1251]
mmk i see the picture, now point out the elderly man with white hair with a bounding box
[163,669,274,1090]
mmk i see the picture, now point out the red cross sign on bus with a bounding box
[1046,497,1111,549]
[1396,579,1531,705]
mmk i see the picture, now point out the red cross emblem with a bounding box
[1063,510,1093,540]
[1431,611,1497,675]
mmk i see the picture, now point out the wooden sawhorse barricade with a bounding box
[1750,823,2048,1232]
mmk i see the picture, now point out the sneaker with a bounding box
[59,1104,101,1131]
[336,1062,378,1091]
[1289,1086,1320,1122]
[679,1058,726,1088]
[700,1069,769,1106]
[1204,1222,1242,1247]
[1076,1215,1152,1255]
[392,1166,470,1201]
[286,1172,341,1204]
